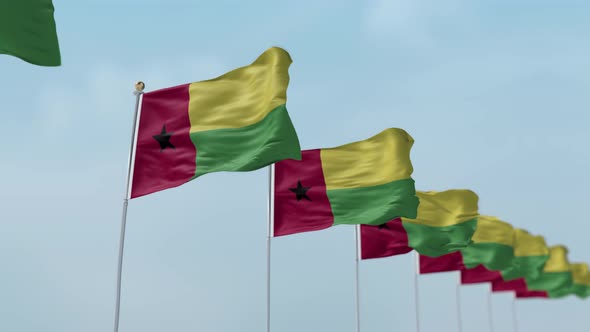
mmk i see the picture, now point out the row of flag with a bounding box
[129,47,589,301]
[2,0,582,302]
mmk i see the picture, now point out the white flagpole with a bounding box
[355,225,361,332]
[456,274,463,332]
[266,164,275,332]
[113,81,144,332]
[413,252,421,332]
[511,296,518,332]
[487,290,494,332]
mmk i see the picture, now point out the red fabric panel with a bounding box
[360,218,412,260]
[273,149,334,236]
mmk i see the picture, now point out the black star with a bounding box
[153,125,175,151]
[289,181,311,201]
[378,223,389,230]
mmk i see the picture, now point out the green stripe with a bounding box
[461,243,514,271]
[0,0,61,66]
[327,178,418,226]
[500,255,548,281]
[526,271,572,293]
[550,284,590,299]
[191,105,301,177]
[402,218,477,257]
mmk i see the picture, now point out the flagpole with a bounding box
[355,225,361,332]
[511,296,518,332]
[266,164,275,332]
[113,81,144,332]
[456,274,463,332]
[413,252,421,332]
[487,290,494,332]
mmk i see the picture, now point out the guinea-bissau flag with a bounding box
[402,190,479,257]
[420,215,514,284]
[419,251,510,285]
[360,189,478,260]
[0,0,61,66]
[490,229,548,293]
[525,245,573,295]
[497,229,548,281]
[425,255,545,295]
[550,263,590,299]
[131,47,301,198]
[273,128,419,237]
[460,215,515,271]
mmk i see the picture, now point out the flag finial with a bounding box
[135,81,145,92]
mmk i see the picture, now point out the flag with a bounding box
[360,219,412,260]
[525,245,572,294]
[460,215,515,271]
[131,47,301,198]
[498,229,548,281]
[402,190,479,257]
[273,128,418,236]
[549,263,590,299]
[0,0,61,66]
[361,189,477,260]
[419,252,463,274]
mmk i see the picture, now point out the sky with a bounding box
[1,0,590,331]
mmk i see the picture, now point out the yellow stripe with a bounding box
[513,229,549,257]
[188,47,291,133]
[471,215,514,247]
[570,263,590,285]
[320,128,414,190]
[543,246,570,273]
[402,190,479,227]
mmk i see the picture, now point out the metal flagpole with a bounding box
[413,252,421,332]
[266,164,275,332]
[113,81,144,332]
[487,290,494,332]
[456,274,463,332]
[511,296,518,332]
[355,225,361,332]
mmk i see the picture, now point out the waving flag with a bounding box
[525,245,572,294]
[273,128,418,236]
[131,47,301,198]
[499,229,548,281]
[460,215,515,271]
[402,190,478,257]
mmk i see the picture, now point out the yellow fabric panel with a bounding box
[543,246,570,273]
[188,47,291,132]
[402,190,479,227]
[513,229,549,257]
[470,215,514,247]
[570,263,590,285]
[320,128,414,190]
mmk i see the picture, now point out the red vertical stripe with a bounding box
[516,290,549,298]
[360,218,412,260]
[491,278,527,293]
[131,84,197,199]
[419,252,464,274]
[273,149,334,236]
[461,265,503,284]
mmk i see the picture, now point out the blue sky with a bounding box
[1,0,590,331]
